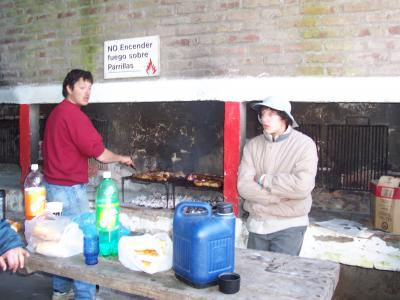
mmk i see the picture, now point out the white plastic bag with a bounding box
[24,212,83,257]
[118,233,172,274]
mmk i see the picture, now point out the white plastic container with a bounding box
[46,201,63,216]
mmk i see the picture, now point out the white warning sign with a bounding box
[104,36,160,79]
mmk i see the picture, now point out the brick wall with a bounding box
[1,0,400,86]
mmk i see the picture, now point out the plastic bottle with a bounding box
[95,171,120,256]
[0,189,6,220]
[24,164,46,220]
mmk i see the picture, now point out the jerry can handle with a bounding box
[175,201,212,217]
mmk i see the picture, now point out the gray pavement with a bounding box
[0,271,150,300]
[0,271,52,299]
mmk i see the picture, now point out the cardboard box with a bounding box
[370,176,400,234]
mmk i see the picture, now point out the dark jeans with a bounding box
[247,226,307,256]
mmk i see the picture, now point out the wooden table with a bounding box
[23,248,339,300]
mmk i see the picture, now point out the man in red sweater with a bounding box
[43,69,133,300]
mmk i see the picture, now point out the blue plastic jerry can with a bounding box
[173,201,235,288]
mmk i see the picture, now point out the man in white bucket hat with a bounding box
[237,96,318,256]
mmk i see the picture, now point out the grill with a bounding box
[0,119,19,164]
[299,123,389,191]
[325,124,388,191]
[121,174,223,209]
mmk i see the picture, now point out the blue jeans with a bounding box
[45,183,96,300]
[247,226,307,256]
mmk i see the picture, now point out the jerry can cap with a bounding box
[217,202,233,214]
[103,171,111,179]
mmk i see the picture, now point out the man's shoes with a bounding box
[52,289,75,300]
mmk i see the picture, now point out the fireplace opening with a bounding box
[0,118,19,164]
[299,123,388,191]
[0,104,19,164]
[40,101,225,209]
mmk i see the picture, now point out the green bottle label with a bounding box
[96,202,119,232]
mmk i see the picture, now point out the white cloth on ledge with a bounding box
[300,219,400,271]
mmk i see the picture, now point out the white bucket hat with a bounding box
[251,96,299,128]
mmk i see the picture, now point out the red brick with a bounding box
[127,12,143,19]
[0,2,13,9]
[168,38,191,47]
[177,4,206,14]
[286,42,322,52]
[229,36,238,43]
[389,26,400,35]
[343,2,374,13]
[250,45,281,54]
[81,7,100,15]
[244,34,259,42]
[5,28,23,35]
[212,46,246,56]
[220,2,240,10]
[0,38,16,44]
[57,11,75,19]
[36,14,48,21]
[358,29,371,37]
[306,54,341,64]
[296,66,324,76]
[39,69,53,76]
[39,32,56,39]
[301,4,335,15]
[18,36,30,43]
[302,29,339,39]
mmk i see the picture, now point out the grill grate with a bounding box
[325,125,388,191]
[299,124,388,191]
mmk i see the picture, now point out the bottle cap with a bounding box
[103,171,111,179]
[31,164,38,171]
[216,202,233,214]
[218,272,240,294]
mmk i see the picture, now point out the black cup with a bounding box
[218,272,240,294]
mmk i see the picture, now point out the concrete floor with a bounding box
[0,272,52,299]
[0,271,150,300]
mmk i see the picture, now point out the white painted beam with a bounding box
[1,77,400,104]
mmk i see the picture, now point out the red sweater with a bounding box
[43,99,105,185]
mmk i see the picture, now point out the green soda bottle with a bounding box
[96,171,120,256]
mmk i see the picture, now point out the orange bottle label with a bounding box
[24,187,46,220]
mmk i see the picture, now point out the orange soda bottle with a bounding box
[24,164,46,220]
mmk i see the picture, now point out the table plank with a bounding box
[23,248,339,300]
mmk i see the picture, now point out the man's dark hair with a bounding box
[62,69,93,97]
[258,107,293,127]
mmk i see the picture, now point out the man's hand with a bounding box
[254,173,267,189]
[253,174,265,184]
[0,247,30,273]
[119,155,134,167]
[0,256,6,271]
[96,149,134,168]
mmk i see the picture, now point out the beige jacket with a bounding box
[237,127,318,234]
